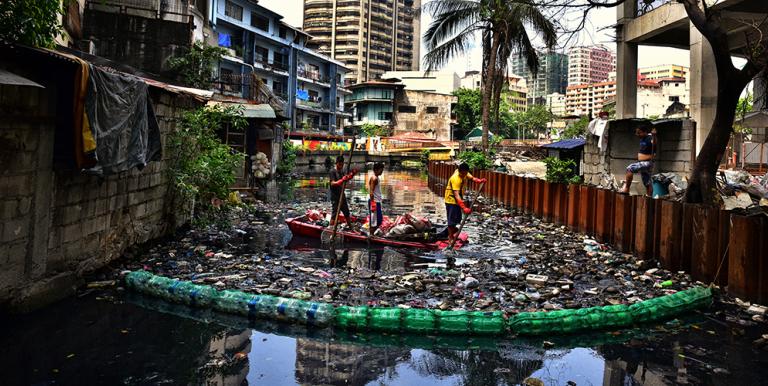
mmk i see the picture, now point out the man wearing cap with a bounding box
[329,155,357,228]
[444,163,486,242]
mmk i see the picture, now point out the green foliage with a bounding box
[168,105,246,213]
[543,157,580,184]
[458,151,492,170]
[601,102,617,119]
[420,149,431,165]
[0,1,64,48]
[452,88,482,139]
[168,41,227,89]
[562,116,589,139]
[734,91,754,134]
[276,141,299,177]
[361,122,388,137]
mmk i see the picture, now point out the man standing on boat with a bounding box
[368,162,385,235]
[330,155,357,228]
[444,163,486,242]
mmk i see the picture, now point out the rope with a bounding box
[710,242,730,288]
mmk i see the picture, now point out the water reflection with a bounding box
[2,291,766,385]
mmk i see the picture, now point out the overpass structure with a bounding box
[616,0,768,152]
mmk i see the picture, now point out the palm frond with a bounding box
[422,2,482,52]
[422,26,478,72]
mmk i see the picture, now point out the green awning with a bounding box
[464,127,495,140]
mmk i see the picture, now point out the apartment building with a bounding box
[211,0,351,134]
[565,78,688,118]
[510,51,568,105]
[303,0,421,83]
[381,70,459,94]
[638,64,689,81]
[457,72,528,112]
[567,45,616,86]
[345,79,456,141]
[545,92,566,116]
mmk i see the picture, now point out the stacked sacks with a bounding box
[251,152,271,179]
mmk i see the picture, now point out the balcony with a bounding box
[296,96,331,112]
[85,0,192,22]
[297,69,331,85]
[212,73,245,96]
[253,56,289,74]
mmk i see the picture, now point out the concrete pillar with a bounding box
[616,1,638,119]
[689,24,718,153]
[754,73,767,111]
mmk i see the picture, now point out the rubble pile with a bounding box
[720,170,768,212]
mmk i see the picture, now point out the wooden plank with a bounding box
[659,200,683,271]
[689,205,720,284]
[633,196,655,258]
[680,203,695,275]
[578,185,596,235]
[594,189,614,243]
[542,181,553,221]
[552,183,567,225]
[525,178,535,214]
[566,184,580,231]
[715,209,730,286]
[612,193,634,252]
[652,199,663,259]
[504,174,513,207]
[728,215,766,303]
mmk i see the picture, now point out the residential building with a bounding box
[456,71,527,111]
[459,71,482,89]
[545,93,566,116]
[567,45,615,86]
[638,64,689,81]
[82,0,208,76]
[381,70,460,94]
[345,79,456,141]
[510,51,568,105]
[565,78,688,118]
[210,0,351,134]
[303,0,421,83]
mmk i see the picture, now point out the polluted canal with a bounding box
[2,170,768,385]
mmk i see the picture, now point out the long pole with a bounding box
[445,181,485,251]
[330,133,357,243]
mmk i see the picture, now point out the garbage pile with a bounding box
[108,199,712,314]
[720,170,768,211]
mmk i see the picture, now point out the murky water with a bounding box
[3,169,768,385]
[2,289,767,385]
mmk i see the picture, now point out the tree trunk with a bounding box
[481,32,501,152]
[684,70,749,204]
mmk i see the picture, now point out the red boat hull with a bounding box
[285,217,468,250]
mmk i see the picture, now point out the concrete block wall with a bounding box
[582,119,694,193]
[0,85,198,311]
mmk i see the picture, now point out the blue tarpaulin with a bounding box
[218,33,231,48]
[296,89,309,101]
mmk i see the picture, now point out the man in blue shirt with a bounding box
[621,126,655,195]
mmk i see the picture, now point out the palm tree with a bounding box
[423,0,557,151]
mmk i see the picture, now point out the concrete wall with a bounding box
[582,119,694,193]
[393,90,456,141]
[0,84,198,311]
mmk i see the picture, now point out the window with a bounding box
[279,27,287,39]
[426,106,438,114]
[398,105,416,113]
[378,112,392,120]
[254,46,268,63]
[225,1,243,20]
[251,12,269,31]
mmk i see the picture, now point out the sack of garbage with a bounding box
[385,224,416,238]
[306,209,323,221]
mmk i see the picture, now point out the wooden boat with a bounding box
[285,215,468,250]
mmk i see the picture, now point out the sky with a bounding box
[258,0,693,73]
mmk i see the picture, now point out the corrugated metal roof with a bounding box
[206,101,276,118]
[540,138,586,149]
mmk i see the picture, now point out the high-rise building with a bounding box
[303,0,421,84]
[510,51,568,105]
[638,64,689,81]
[567,45,615,86]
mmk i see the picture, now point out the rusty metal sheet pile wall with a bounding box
[427,161,768,303]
